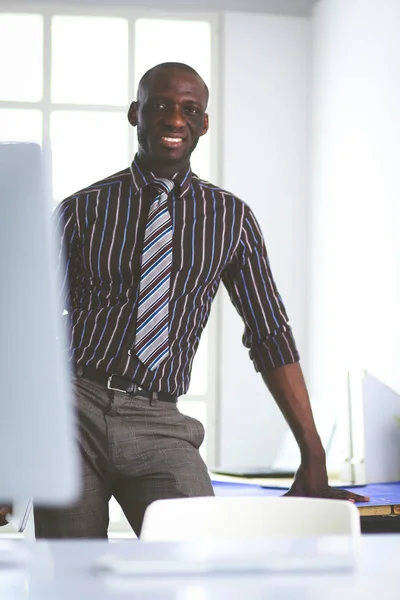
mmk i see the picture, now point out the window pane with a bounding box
[134,19,211,89]
[0,109,42,143]
[50,111,129,200]
[51,16,128,105]
[0,14,43,102]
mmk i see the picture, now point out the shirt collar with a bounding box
[130,155,193,198]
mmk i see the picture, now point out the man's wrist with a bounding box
[298,434,326,462]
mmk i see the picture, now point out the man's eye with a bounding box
[186,107,200,115]
[153,102,167,109]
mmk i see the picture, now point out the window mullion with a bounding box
[44,104,128,113]
[0,101,44,110]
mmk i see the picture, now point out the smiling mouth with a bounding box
[161,136,184,146]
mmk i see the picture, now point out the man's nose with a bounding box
[164,106,185,128]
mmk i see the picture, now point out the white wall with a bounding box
[218,12,311,466]
[309,0,400,464]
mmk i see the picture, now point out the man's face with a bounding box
[129,68,209,172]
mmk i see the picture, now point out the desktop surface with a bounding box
[0,535,399,599]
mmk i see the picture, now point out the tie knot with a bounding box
[151,178,174,196]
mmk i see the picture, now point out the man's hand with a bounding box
[0,505,11,526]
[260,362,370,504]
[285,456,369,503]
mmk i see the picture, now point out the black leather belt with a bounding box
[75,365,177,403]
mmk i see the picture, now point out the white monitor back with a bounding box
[0,142,79,505]
[362,373,400,483]
[342,370,400,484]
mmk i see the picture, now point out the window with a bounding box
[51,16,129,106]
[0,4,218,537]
[49,14,131,198]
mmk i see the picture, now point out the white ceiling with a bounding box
[3,0,316,17]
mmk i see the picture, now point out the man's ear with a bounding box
[201,113,209,137]
[127,101,138,127]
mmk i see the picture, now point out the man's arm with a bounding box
[222,204,369,503]
[261,362,369,502]
[52,197,80,314]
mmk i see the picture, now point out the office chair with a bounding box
[140,495,361,541]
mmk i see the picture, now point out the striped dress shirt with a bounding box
[54,157,299,396]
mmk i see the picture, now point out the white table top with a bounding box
[0,535,399,599]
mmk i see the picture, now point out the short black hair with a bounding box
[137,62,209,106]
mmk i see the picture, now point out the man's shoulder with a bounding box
[191,174,246,207]
[61,167,131,204]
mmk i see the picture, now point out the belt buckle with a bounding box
[107,375,137,395]
[107,375,128,394]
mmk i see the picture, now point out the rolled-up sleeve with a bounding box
[222,204,300,372]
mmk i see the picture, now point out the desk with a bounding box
[0,535,399,599]
[212,479,400,533]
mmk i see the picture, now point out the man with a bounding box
[0,62,368,536]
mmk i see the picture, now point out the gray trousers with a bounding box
[34,375,214,538]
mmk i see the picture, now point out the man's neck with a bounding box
[137,153,190,179]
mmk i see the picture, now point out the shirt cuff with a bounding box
[249,327,300,372]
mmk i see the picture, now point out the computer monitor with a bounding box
[0,142,79,505]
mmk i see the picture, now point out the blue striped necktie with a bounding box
[134,178,174,370]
